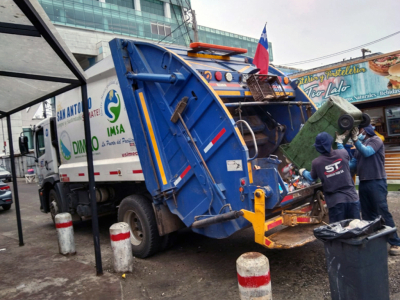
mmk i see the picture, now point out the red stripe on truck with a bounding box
[180,165,191,179]
[281,194,294,203]
[267,219,282,231]
[297,217,311,223]
[110,171,118,175]
[132,170,143,174]
[211,128,226,144]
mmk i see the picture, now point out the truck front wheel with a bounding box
[118,195,161,258]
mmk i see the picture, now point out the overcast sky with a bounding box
[191,0,400,70]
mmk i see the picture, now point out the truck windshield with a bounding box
[36,128,45,157]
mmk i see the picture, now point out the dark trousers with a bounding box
[329,201,360,223]
[359,179,400,246]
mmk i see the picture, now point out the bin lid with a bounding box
[313,217,391,244]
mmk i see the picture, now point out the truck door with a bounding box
[35,121,57,184]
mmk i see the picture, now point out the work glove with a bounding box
[351,127,359,142]
[335,130,349,144]
[299,168,306,176]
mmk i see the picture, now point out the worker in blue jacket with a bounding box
[300,132,360,223]
[350,125,400,256]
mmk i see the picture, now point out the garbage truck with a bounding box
[22,39,331,258]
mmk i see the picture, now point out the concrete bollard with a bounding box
[55,213,76,255]
[236,252,272,300]
[110,222,133,273]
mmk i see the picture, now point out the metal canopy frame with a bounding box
[0,0,102,275]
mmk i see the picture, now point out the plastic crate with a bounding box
[247,74,286,102]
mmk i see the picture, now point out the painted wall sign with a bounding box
[291,52,400,108]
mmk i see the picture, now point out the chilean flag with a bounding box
[253,25,269,74]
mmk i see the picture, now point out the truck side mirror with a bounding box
[19,136,29,155]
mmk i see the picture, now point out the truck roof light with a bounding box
[215,71,223,81]
[283,77,289,85]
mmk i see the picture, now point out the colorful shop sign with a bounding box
[291,51,400,108]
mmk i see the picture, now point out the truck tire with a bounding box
[160,231,178,251]
[118,195,162,258]
[2,204,11,211]
[49,189,60,224]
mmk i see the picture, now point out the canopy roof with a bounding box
[0,0,87,117]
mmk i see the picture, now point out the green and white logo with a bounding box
[59,131,72,161]
[104,89,121,123]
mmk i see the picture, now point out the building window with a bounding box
[140,0,164,17]
[106,0,135,9]
[36,128,46,157]
[171,4,183,21]
[151,23,171,36]
[23,128,34,150]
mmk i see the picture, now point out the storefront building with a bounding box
[290,51,400,182]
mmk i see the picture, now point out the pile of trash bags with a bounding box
[314,217,385,242]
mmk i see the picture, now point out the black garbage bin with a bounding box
[314,218,396,300]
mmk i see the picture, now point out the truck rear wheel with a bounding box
[160,231,178,251]
[118,195,161,258]
[49,189,60,224]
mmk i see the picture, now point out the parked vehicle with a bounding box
[0,181,12,211]
[21,40,326,258]
[0,166,11,182]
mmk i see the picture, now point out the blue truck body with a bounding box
[109,39,319,241]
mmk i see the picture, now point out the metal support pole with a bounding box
[42,101,47,118]
[81,84,103,276]
[6,114,24,246]
[192,10,199,43]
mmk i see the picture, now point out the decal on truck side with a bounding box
[73,136,100,155]
[60,131,72,161]
[56,74,139,181]
[104,90,121,123]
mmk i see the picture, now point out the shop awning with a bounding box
[0,0,86,116]
[0,0,102,275]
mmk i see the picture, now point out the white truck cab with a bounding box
[34,117,59,186]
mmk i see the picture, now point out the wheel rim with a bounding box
[124,210,144,246]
